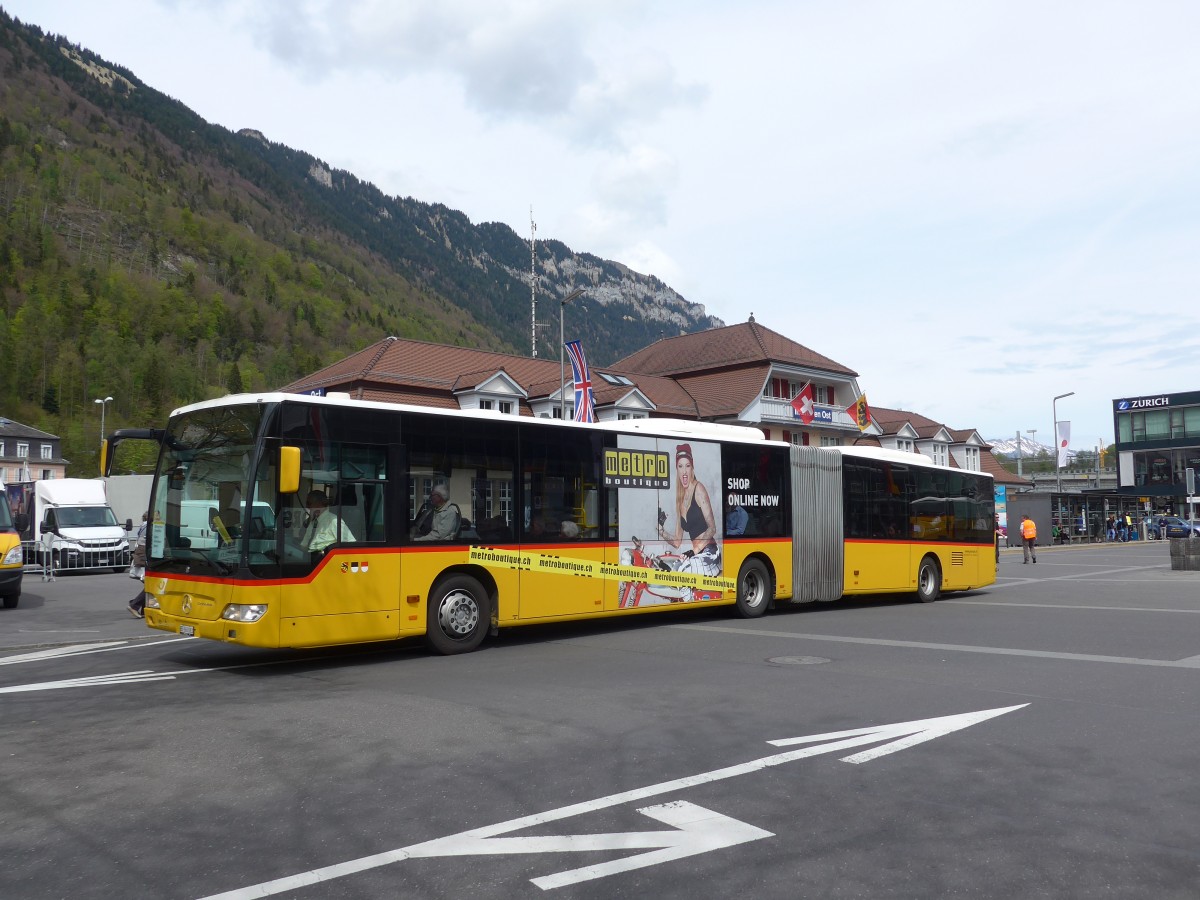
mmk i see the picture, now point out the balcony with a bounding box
[758,397,859,429]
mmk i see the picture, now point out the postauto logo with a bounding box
[1116,396,1170,411]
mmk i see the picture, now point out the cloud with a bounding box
[241,0,702,146]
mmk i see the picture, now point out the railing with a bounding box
[759,397,859,429]
[21,540,132,581]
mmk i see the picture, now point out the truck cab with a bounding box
[17,479,131,574]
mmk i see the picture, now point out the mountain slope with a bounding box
[0,10,720,472]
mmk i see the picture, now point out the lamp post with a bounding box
[559,288,585,420]
[1053,391,1074,493]
[94,396,113,450]
[1023,429,1036,478]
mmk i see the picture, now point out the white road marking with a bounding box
[991,564,1167,587]
[0,670,178,692]
[415,801,773,890]
[0,656,306,695]
[198,704,1025,898]
[945,600,1200,614]
[0,637,192,666]
[677,624,1200,668]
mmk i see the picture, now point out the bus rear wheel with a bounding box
[425,574,491,655]
[2,593,18,609]
[915,556,941,603]
[735,558,772,618]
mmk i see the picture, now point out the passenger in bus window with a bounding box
[656,442,721,576]
[725,500,748,536]
[412,483,460,541]
[301,490,356,553]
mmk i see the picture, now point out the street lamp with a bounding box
[94,396,113,449]
[1016,429,1034,477]
[559,288,585,420]
[1053,392,1074,493]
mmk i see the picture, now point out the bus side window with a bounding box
[521,430,596,541]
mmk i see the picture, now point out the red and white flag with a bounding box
[789,382,815,425]
[1056,421,1071,467]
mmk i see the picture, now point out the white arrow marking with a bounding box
[407,800,772,890]
[199,704,1026,899]
[766,704,1027,764]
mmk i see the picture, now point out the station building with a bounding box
[285,317,1011,483]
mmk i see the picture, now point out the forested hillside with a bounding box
[0,10,719,474]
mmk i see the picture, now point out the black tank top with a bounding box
[682,493,707,537]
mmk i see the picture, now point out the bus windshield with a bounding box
[148,404,268,578]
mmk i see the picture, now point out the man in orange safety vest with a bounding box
[1020,514,1037,564]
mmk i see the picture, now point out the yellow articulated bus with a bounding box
[111,393,994,654]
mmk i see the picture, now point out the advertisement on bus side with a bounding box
[610,435,725,607]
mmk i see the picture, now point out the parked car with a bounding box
[1157,516,1200,539]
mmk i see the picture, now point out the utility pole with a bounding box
[530,208,538,357]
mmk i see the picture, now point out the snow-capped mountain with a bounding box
[987,436,1053,459]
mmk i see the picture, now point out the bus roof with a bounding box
[830,444,995,479]
[170,392,787,448]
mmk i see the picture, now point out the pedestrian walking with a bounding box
[1020,514,1037,564]
[128,513,147,618]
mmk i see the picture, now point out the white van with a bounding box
[20,479,131,572]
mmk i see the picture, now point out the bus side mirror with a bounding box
[100,439,110,477]
[279,446,301,495]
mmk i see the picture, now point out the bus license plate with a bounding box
[180,625,195,637]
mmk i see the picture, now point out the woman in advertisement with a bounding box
[656,442,722,577]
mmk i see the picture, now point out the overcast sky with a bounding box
[8,0,1199,447]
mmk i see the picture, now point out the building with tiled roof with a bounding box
[870,406,1031,488]
[615,316,872,445]
[284,335,702,422]
[283,315,1010,483]
[0,417,68,482]
[284,316,879,448]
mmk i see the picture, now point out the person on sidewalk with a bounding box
[128,513,147,618]
[1020,514,1038,564]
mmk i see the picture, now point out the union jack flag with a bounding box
[565,339,595,422]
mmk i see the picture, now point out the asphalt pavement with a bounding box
[0,566,154,651]
[3,539,1199,899]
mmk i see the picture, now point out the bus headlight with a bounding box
[145,594,160,609]
[222,604,267,623]
[2,545,22,566]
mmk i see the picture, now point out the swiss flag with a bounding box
[790,383,815,424]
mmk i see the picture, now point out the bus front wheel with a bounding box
[426,574,491,654]
[735,558,772,618]
[915,556,941,603]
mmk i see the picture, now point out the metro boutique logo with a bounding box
[1116,396,1170,410]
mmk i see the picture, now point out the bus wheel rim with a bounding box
[742,571,765,607]
[439,591,479,637]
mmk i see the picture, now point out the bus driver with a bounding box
[301,490,356,554]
